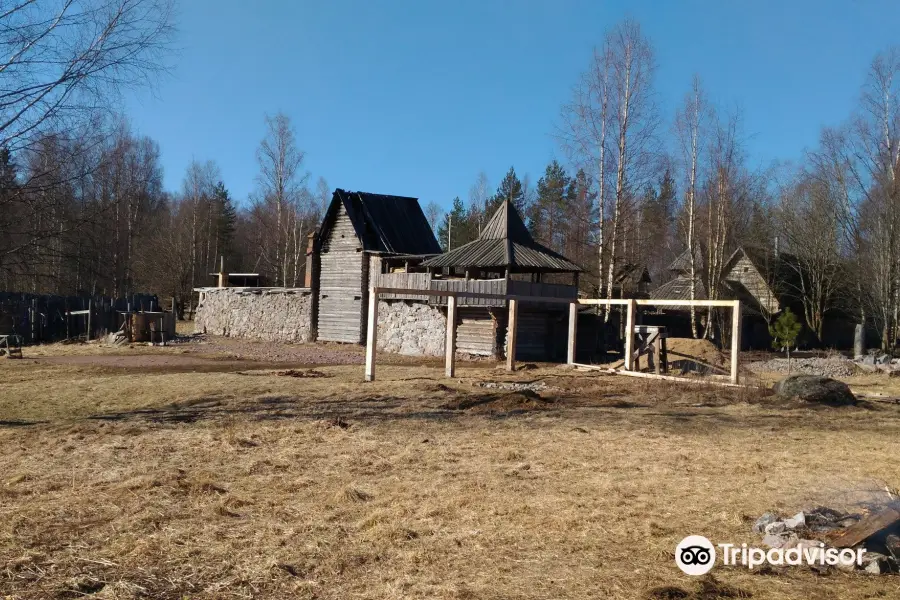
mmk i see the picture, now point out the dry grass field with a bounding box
[2,339,900,599]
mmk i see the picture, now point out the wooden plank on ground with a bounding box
[830,505,900,548]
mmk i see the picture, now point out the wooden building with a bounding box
[418,199,582,360]
[650,245,859,348]
[313,189,441,343]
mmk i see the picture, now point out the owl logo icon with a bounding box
[675,536,716,575]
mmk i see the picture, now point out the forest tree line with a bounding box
[431,21,900,350]
[1,6,900,348]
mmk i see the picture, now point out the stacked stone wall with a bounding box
[195,288,312,343]
[376,300,446,356]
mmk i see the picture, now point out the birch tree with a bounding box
[253,113,312,287]
[605,20,658,312]
[561,42,609,298]
[674,76,707,337]
[560,19,657,312]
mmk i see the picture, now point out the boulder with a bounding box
[784,512,806,529]
[763,532,798,549]
[773,375,857,406]
[753,512,779,534]
[764,521,786,535]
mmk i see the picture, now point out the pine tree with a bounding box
[487,166,527,217]
[770,308,803,372]
[212,181,237,266]
[641,168,677,281]
[529,161,570,252]
[437,197,475,251]
[565,168,597,279]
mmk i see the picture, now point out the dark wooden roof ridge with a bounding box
[319,189,441,256]
[421,199,581,272]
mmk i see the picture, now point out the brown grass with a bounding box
[1,343,900,598]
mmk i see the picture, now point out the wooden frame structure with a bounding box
[365,286,744,385]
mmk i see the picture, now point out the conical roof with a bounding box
[422,200,581,273]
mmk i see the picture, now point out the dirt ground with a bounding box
[1,338,900,599]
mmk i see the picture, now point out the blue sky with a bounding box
[124,0,900,210]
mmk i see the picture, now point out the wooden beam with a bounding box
[365,288,378,382]
[572,363,748,388]
[623,299,636,371]
[445,295,457,377]
[567,301,578,365]
[635,299,739,308]
[731,301,742,384]
[574,298,632,306]
[830,505,900,548]
[506,298,518,372]
[374,287,575,305]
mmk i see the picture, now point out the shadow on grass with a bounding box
[85,390,564,426]
[0,419,47,427]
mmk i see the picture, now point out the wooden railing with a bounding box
[372,272,432,301]
[371,273,578,307]
[429,279,507,306]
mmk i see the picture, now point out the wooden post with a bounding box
[218,256,225,288]
[86,299,92,342]
[731,301,742,384]
[567,301,578,365]
[365,288,379,382]
[506,298,518,372]
[623,299,636,370]
[445,295,457,377]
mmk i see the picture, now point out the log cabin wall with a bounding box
[317,202,366,343]
[723,255,780,315]
[456,308,499,356]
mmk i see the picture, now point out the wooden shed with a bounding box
[314,189,441,343]
[421,199,581,360]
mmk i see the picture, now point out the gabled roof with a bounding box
[650,275,708,304]
[615,263,652,285]
[319,189,441,255]
[668,245,705,274]
[421,200,581,273]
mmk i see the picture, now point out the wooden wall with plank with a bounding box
[723,254,779,315]
[456,308,499,356]
[317,203,366,343]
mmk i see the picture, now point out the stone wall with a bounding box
[377,300,446,356]
[195,288,313,343]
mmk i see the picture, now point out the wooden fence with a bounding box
[0,292,159,343]
[364,288,744,386]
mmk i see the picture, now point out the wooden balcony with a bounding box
[372,273,576,307]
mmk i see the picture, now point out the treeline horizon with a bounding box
[1,7,899,347]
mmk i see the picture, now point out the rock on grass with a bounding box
[773,374,857,406]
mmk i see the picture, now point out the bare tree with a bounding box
[253,113,312,286]
[0,0,175,154]
[181,159,220,293]
[778,170,843,341]
[560,42,611,299]
[603,20,659,314]
[702,109,743,339]
[824,48,900,349]
[316,176,331,217]
[424,200,443,234]
[468,171,490,233]
[674,75,707,337]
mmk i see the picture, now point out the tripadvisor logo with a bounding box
[676,535,716,575]
[674,535,865,575]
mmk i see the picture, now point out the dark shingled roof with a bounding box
[321,189,441,255]
[650,275,708,305]
[421,201,582,273]
[667,245,705,274]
